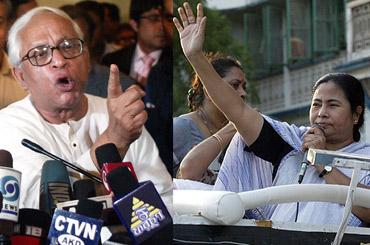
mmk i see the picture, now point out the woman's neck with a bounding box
[326,137,355,151]
[198,102,228,134]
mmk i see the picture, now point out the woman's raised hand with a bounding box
[173,2,206,59]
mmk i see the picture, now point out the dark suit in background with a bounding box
[101,44,135,75]
[144,48,172,174]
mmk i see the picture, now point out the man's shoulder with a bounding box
[0,97,30,116]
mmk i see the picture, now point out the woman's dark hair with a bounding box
[187,53,244,111]
[312,73,365,141]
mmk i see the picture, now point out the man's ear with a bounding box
[129,19,139,33]
[12,67,28,90]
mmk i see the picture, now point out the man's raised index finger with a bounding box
[107,64,122,98]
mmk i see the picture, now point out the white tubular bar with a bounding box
[173,190,245,225]
[174,185,370,226]
[238,184,370,210]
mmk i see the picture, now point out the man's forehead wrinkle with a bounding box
[21,14,76,51]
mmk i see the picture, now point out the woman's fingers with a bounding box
[178,5,189,27]
[196,3,203,24]
[184,2,196,24]
[173,17,183,32]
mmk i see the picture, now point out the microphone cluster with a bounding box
[0,140,172,244]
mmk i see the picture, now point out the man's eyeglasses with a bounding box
[140,14,173,23]
[20,38,84,67]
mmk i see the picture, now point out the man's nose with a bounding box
[51,49,67,68]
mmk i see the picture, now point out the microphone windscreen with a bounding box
[95,143,122,168]
[73,179,96,200]
[0,150,12,168]
[17,208,51,232]
[39,160,72,215]
[106,167,139,198]
[13,208,51,241]
[101,208,121,226]
[75,199,103,219]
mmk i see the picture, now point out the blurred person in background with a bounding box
[0,0,27,108]
[75,0,105,63]
[102,0,170,86]
[8,0,37,22]
[115,23,136,50]
[101,2,122,55]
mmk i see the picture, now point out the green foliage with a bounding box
[173,0,254,116]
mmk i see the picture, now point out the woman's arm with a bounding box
[174,2,263,146]
[178,122,236,180]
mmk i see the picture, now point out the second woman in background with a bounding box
[173,53,246,184]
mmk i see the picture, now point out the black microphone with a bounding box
[0,150,13,168]
[11,208,51,245]
[73,179,96,200]
[21,139,102,184]
[95,143,136,192]
[298,151,309,184]
[40,160,73,216]
[107,166,172,244]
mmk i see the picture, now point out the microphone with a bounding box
[95,143,136,192]
[40,160,73,216]
[0,150,13,167]
[0,149,11,215]
[298,151,309,184]
[107,166,172,244]
[297,124,325,184]
[48,199,103,245]
[21,139,102,184]
[0,150,21,243]
[11,208,51,245]
[73,179,96,200]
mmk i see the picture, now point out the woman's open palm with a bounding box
[173,2,207,59]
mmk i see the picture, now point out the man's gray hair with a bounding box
[8,6,84,67]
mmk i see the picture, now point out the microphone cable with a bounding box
[294,124,326,222]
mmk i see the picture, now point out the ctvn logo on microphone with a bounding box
[48,209,103,245]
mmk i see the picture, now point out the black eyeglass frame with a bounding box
[20,38,85,67]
